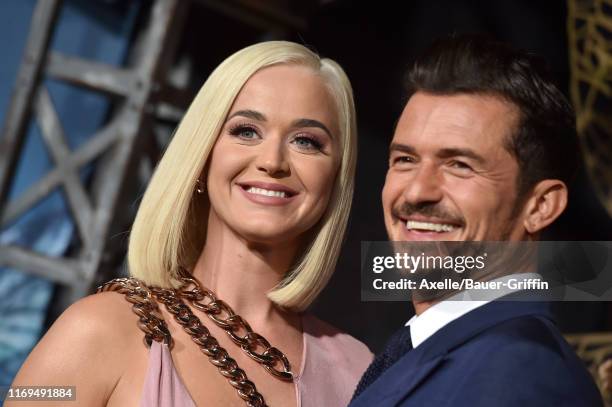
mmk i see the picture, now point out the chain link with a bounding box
[98,278,172,347]
[97,272,295,406]
[150,286,267,407]
[175,269,293,381]
[98,278,267,406]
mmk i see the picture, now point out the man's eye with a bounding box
[393,156,413,164]
[449,160,473,170]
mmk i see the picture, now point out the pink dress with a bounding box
[140,314,373,407]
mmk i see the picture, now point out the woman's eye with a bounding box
[241,129,257,139]
[292,135,322,151]
[229,125,260,140]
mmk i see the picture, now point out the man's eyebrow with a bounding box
[227,109,266,121]
[389,143,417,155]
[388,144,486,164]
[291,118,333,139]
[437,147,486,164]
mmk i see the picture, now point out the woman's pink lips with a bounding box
[236,184,298,206]
[237,181,298,196]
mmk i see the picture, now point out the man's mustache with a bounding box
[392,202,465,226]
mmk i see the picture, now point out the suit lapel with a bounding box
[416,300,554,362]
[350,344,446,407]
[350,301,554,407]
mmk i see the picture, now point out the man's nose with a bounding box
[402,163,443,204]
[255,137,290,176]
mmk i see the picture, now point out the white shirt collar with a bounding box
[405,273,542,348]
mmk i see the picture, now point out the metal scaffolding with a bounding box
[0,0,305,309]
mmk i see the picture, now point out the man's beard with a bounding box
[390,194,530,302]
[391,192,525,241]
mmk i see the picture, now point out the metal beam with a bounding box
[34,87,94,248]
[0,0,63,218]
[1,122,119,229]
[0,246,84,285]
[45,52,135,97]
[83,0,188,282]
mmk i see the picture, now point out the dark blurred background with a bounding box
[1,0,611,386]
[302,0,612,351]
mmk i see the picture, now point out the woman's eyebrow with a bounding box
[227,109,266,121]
[291,118,333,139]
[227,111,333,139]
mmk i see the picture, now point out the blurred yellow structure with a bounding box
[568,0,612,217]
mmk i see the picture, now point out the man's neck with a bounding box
[413,300,435,316]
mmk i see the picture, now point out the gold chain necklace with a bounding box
[172,268,293,381]
[98,271,294,406]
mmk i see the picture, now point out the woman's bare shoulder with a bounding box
[46,290,144,349]
[7,290,145,407]
[64,290,142,333]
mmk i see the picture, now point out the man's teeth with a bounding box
[406,220,455,233]
[246,187,287,198]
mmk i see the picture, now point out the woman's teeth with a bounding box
[406,220,455,233]
[246,187,287,198]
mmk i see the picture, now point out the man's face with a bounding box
[382,92,527,242]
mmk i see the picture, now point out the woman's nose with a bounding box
[255,137,290,176]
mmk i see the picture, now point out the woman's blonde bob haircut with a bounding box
[128,41,357,311]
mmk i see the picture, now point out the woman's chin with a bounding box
[236,226,302,247]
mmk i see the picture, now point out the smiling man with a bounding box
[350,35,602,406]
[384,92,528,243]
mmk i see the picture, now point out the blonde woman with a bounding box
[8,41,372,407]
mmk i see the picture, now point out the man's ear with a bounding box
[522,179,568,234]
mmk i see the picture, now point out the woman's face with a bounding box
[206,64,341,246]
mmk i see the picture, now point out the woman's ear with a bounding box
[522,179,568,234]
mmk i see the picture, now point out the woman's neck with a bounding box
[191,216,300,326]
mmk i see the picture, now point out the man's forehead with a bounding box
[393,92,519,149]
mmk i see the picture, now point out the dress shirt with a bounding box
[405,272,542,348]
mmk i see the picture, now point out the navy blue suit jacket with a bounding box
[350,301,602,407]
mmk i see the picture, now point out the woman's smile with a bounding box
[205,64,340,245]
[236,181,299,206]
